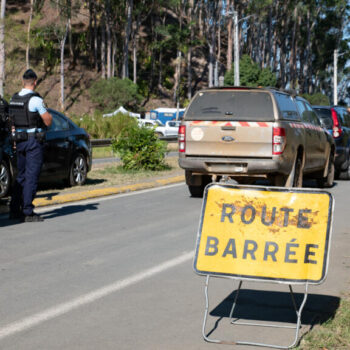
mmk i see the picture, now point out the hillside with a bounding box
[4,1,176,116]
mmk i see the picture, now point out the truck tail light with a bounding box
[331,108,342,138]
[178,125,186,152]
[272,127,286,155]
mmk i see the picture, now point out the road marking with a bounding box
[0,250,193,340]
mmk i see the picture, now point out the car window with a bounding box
[49,113,69,131]
[313,108,333,129]
[295,100,310,123]
[336,108,350,127]
[304,102,321,126]
[168,122,177,127]
[185,90,275,121]
[275,93,300,121]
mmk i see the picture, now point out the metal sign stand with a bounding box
[202,275,309,349]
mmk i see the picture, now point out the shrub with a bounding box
[89,77,143,112]
[301,93,330,106]
[72,112,138,139]
[224,55,276,87]
[112,123,169,171]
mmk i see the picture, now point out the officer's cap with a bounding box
[23,69,37,80]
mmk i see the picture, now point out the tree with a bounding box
[0,0,5,96]
[224,54,276,87]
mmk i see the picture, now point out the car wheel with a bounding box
[317,153,335,188]
[69,154,87,186]
[0,160,11,198]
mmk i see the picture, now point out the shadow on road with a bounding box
[42,203,99,220]
[207,288,340,333]
[0,203,99,227]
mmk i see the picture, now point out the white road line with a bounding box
[0,251,193,340]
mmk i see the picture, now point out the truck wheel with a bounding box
[317,153,335,188]
[274,156,303,188]
[188,184,204,198]
[339,154,350,180]
[290,156,303,187]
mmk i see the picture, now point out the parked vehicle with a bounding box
[150,108,185,124]
[0,109,92,199]
[138,119,163,128]
[155,120,180,138]
[179,87,335,197]
[313,105,350,179]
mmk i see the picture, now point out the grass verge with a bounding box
[92,142,178,159]
[37,157,182,196]
[297,293,350,350]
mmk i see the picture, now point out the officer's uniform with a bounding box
[9,88,48,219]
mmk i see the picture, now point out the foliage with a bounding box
[71,112,138,139]
[89,78,143,113]
[112,123,169,171]
[301,93,330,106]
[296,294,350,349]
[224,55,276,87]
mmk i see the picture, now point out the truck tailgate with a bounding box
[186,121,273,157]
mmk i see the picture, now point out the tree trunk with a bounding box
[26,0,33,69]
[133,15,140,84]
[226,0,233,71]
[122,0,133,79]
[0,0,5,97]
[101,15,106,79]
[187,0,194,100]
[60,21,69,111]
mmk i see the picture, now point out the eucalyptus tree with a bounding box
[0,0,5,96]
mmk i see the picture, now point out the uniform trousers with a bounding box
[10,136,43,216]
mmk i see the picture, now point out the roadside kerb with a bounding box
[32,175,185,207]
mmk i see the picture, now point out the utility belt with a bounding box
[11,128,46,142]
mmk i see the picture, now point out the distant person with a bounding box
[140,111,145,119]
[9,69,52,222]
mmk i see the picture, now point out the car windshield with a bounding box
[185,90,274,121]
[313,108,333,129]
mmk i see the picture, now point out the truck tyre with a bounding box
[290,156,303,187]
[317,152,335,188]
[339,153,350,180]
[188,184,205,198]
[274,155,303,188]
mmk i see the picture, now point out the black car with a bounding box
[0,109,92,198]
[313,105,350,179]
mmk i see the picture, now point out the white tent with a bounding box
[103,106,140,118]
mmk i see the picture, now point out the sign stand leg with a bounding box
[202,275,310,348]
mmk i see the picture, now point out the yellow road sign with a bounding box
[194,184,333,284]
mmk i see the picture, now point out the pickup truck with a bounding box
[178,87,335,197]
[155,120,180,138]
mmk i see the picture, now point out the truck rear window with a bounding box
[184,90,274,121]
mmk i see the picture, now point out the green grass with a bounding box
[297,294,350,349]
[92,143,178,159]
[92,146,114,159]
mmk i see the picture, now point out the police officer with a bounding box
[9,69,52,222]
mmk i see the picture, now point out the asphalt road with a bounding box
[0,181,349,349]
